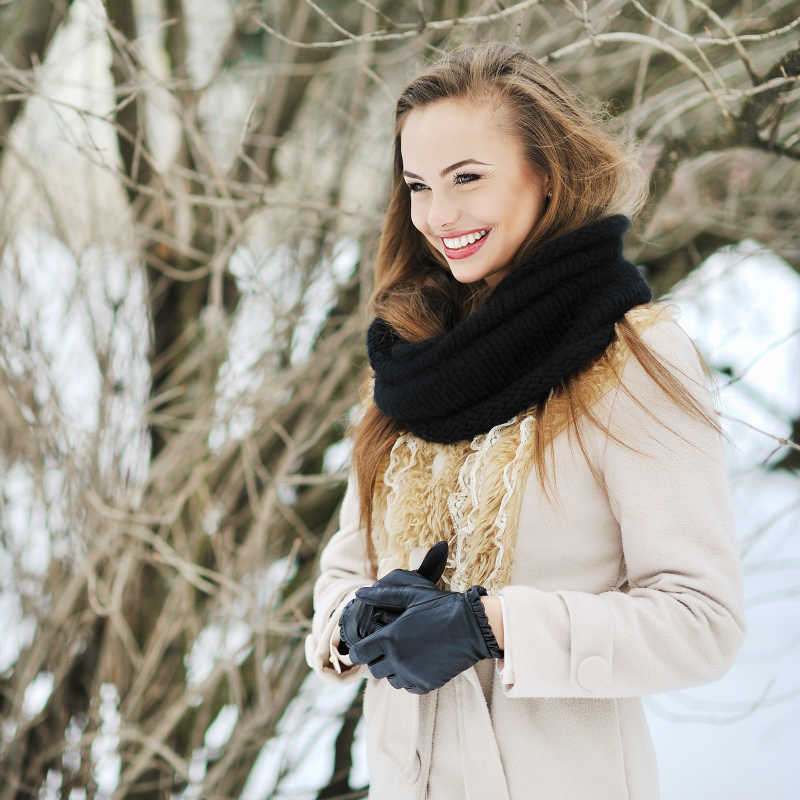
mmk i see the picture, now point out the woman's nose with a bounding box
[426,192,459,232]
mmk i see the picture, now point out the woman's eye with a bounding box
[405,173,480,193]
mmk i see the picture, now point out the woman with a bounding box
[304,42,746,800]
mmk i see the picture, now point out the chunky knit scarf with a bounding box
[366,214,653,444]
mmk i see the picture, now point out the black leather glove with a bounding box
[337,541,448,655]
[348,580,503,694]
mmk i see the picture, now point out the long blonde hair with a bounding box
[349,42,721,572]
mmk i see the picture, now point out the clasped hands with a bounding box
[338,541,503,694]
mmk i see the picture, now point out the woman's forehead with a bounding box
[400,99,514,168]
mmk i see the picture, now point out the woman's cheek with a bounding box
[409,207,426,236]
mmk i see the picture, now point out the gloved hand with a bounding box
[348,580,503,694]
[337,541,448,655]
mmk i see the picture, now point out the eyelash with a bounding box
[407,172,480,193]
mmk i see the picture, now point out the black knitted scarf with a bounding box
[366,214,653,444]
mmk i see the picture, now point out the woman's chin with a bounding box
[447,261,509,288]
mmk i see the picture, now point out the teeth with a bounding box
[443,229,488,249]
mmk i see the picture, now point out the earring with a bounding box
[546,189,552,200]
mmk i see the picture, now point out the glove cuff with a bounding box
[465,585,504,659]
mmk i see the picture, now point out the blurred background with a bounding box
[0,1,798,798]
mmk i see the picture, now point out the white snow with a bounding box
[91,683,121,798]
[21,671,55,718]
[240,673,362,800]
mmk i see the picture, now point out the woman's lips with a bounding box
[442,228,491,260]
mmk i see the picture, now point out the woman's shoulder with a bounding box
[616,300,686,351]
[614,301,710,392]
[560,301,712,442]
[599,302,721,454]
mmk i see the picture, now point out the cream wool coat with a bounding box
[305,305,747,800]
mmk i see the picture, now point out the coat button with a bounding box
[402,750,421,783]
[576,655,612,693]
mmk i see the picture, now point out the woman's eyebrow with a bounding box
[402,159,491,181]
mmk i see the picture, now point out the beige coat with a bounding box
[305,310,746,800]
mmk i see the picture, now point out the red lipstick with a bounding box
[441,228,491,260]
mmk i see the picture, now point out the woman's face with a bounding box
[400,96,550,289]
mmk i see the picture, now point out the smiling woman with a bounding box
[305,42,745,800]
[400,98,550,288]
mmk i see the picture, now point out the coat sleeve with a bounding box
[497,319,747,698]
[304,465,375,683]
